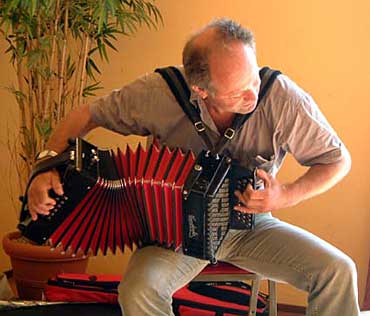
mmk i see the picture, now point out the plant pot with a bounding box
[2,231,89,300]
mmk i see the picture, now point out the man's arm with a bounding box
[45,104,98,153]
[234,146,352,213]
[28,104,99,220]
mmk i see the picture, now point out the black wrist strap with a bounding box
[19,152,71,222]
[155,66,281,154]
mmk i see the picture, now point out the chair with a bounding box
[192,262,277,316]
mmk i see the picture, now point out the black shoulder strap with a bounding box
[257,66,281,110]
[155,66,281,153]
[214,66,281,153]
[155,66,214,150]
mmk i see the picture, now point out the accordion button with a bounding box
[194,164,202,171]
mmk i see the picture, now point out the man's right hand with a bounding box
[27,170,64,221]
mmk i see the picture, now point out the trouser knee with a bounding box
[315,251,357,289]
[307,250,359,316]
[328,253,356,279]
[117,277,172,315]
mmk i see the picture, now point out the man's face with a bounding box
[205,43,261,115]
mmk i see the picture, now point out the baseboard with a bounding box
[278,303,306,314]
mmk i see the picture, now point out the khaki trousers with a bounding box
[118,213,360,316]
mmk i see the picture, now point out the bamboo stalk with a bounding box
[57,2,69,122]
[61,53,70,118]
[77,33,90,108]
[15,53,32,176]
[83,40,93,86]
[36,15,43,116]
[8,23,27,170]
[29,70,36,162]
[6,129,27,202]
[32,9,43,158]
[25,37,34,157]
[71,37,83,108]
[16,54,27,138]
[26,34,38,164]
[73,7,93,109]
[45,0,61,120]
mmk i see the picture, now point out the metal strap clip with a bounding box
[194,121,206,132]
[224,128,235,140]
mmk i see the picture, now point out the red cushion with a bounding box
[199,262,253,275]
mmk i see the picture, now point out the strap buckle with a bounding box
[194,121,206,132]
[224,128,235,140]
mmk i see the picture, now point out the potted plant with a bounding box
[0,0,161,299]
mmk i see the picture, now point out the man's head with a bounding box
[183,18,261,115]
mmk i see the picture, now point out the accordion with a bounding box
[18,138,258,263]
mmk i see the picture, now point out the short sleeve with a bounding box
[276,87,345,166]
[89,72,172,136]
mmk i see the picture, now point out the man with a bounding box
[28,19,359,315]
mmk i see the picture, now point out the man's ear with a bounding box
[191,85,208,100]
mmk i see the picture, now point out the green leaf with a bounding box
[86,57,101,80]
[4,86,27,103]
[88,46,99,56]
[98,4,106,35]
[26,49,42,69]
[30,0,37,16]
[20,127,35,159]
[35,118,53,140]
[66,55,76,80]
[103,37,117,52]
[82,81,103,97]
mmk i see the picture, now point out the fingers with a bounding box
[256,169,273,188]
[235,183,264,202]
[30,210,38,221]
[246,183,265,199]
[27,171,63,221]
[233,170,278,214]
[234,180,269,213]
[233,203,257,214]
[28,190,56,220]
[51,170,64,196]
[234,190,264,213]
[29,202,55,221]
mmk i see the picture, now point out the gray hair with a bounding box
[182,18,255,92]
